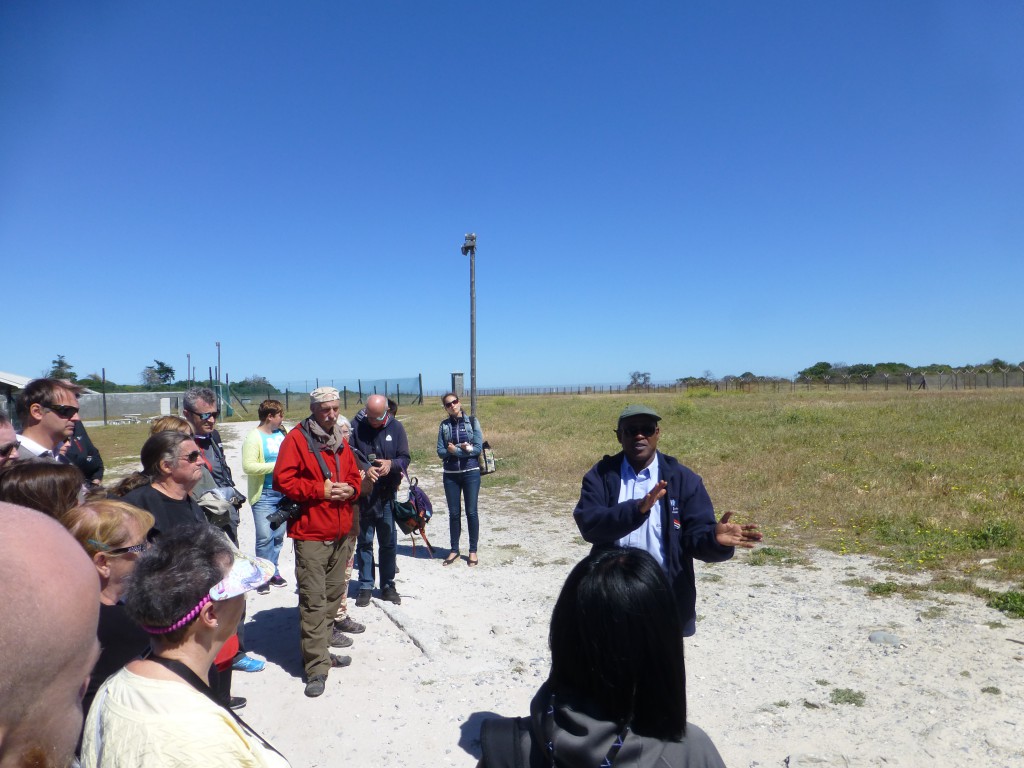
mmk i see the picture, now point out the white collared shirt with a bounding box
[16,433,62,460]
[616,453,664,568]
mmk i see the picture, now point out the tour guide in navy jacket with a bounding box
[573,404,762,636]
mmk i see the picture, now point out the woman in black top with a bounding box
[118,431,207,535]
[62,498,155,750]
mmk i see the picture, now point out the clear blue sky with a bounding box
[3,1,1021,390]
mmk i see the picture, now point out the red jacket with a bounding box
[272,423,361,542]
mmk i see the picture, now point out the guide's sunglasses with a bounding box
[43,402,80,419]
[182,450,204,464]
[621,423,658,438]
[186,409,219,421]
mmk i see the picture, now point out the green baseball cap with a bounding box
[617,404,662,424]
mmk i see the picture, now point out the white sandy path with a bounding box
[218,422,1024,768]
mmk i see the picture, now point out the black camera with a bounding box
[267,498,302,531]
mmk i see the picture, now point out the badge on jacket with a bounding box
[670,498,681,529]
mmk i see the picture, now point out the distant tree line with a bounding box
[625,358,1024,390]
[39,354,282,394]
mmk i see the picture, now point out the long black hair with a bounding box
[548,547,686,739]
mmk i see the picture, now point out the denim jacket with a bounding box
[436,414,483,473]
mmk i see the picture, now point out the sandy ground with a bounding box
[216,422,1024,768]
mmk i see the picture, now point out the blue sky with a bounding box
[2,1,1021,390]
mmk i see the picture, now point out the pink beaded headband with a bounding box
[140,549,274,635]
[142,595,212,635]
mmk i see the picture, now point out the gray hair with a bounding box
[141,431,193,477]
[183,387,217,411]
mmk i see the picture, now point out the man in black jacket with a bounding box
[350,394,410,607]
[183,386,261,679]
[573,404,761,636]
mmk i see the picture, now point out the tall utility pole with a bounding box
[461,233,478,418]
[215,341,221,384]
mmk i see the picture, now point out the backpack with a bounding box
[394,471,435,557]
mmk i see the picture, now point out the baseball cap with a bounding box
[617,404,662,424]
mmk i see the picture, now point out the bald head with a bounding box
[0,502,100,768]
[366,395,388,428]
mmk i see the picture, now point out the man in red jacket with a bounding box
[273,387,362,698]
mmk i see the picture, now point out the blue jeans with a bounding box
[252,488,286,576]
[356,499,397,590]
[444,470,480,553]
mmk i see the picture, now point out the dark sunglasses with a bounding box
[88,530,155,556]
[443,398,460,408]
[107,540,152,556]
[621,423,658,438]
[43,402,80,418]
[182,450,203,464]
[186,409,219,421]
[0,441,19,458]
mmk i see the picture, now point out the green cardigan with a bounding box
[241,427,284,506]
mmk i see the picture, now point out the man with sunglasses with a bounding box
[13,378,82,462]
[573,404,762,637]
[182,387,264,676]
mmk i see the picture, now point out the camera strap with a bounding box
[144,652,286,761]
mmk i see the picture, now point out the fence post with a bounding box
[418,373,423,405]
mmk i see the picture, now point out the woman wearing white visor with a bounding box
[82,524,289,768]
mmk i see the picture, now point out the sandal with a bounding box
[467,553,478,567]
[443,552,460,566]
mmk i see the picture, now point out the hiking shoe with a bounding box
[229,696,247,710]
[381,584,401,605]
[330,627,354,648]
[355,588,372,607]
[231,655,265,673]
[330,653,351,668]
[334,616,365,634]
[304,675,327,698]
[256,583,270,595]
[269,574,288,588]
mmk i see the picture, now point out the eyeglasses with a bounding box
[621,423,658,438]
[443,398,460,408]
[181,450,203,464]
[0,441,18,458]
[43,402,80,419]
[87,538,152,557]
[369,413,387,422]
[186,409,219,421]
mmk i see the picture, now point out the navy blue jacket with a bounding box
[350,410,410,509]
[573,451,734,636]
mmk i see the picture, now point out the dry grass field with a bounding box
[90,387,1024,616]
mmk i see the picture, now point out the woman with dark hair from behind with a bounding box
[0,460,86,521]
[81,523,287,768]
[478,547,725,768]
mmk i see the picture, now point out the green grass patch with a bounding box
[986,590,1024,618]
[830,688,866,707]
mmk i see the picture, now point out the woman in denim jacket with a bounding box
[436,393,483,566]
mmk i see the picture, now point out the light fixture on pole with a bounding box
[461,233,477,418]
